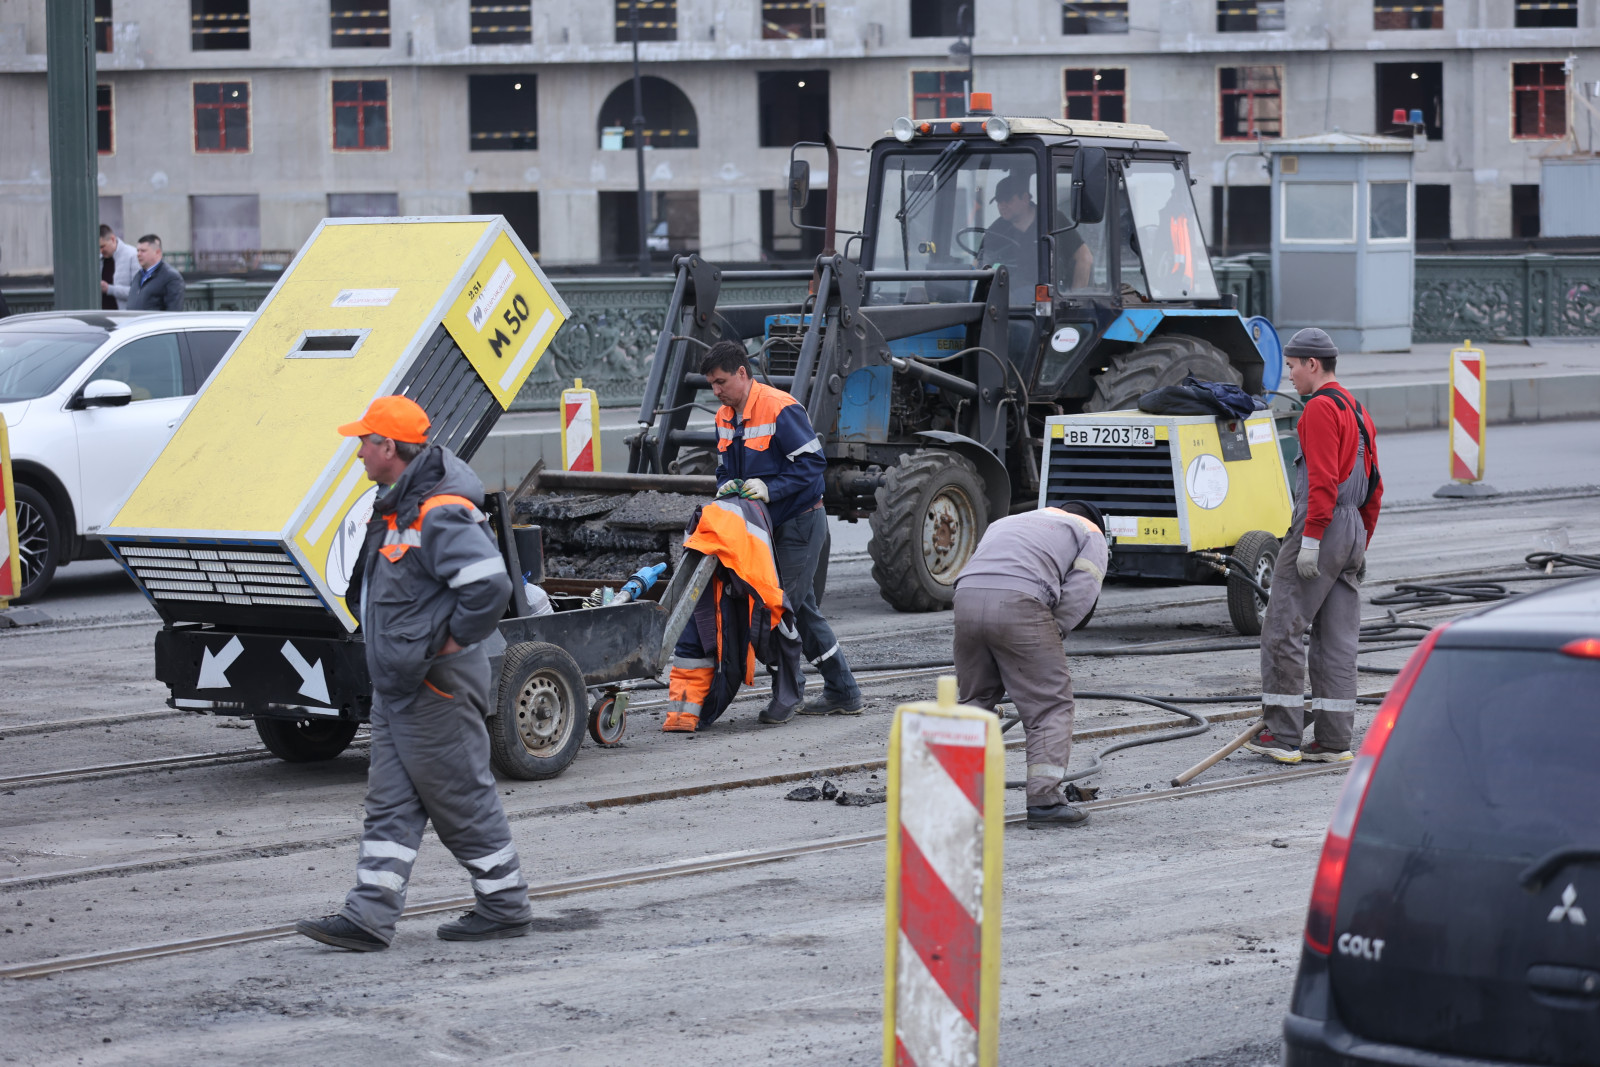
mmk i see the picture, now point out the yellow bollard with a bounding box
[0,415,19,605]
[1434,339,1498,498]
[560,377,601,471]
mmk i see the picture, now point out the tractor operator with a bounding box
[693,340,864,719]
[296,395,534,951]
[1245,328,1383,765]
[953,502,1108,827]
[981,173,1092,293]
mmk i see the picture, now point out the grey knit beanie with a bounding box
[1284,327,1338,362]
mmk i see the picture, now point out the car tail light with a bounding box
[1560,637,1600,659]
[1303,623,1447,954]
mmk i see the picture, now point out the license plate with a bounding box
[1057,423,1155,448]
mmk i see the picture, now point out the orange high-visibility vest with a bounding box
[683,499,785,625]
[715,381,801,455]
[377,494,478,563]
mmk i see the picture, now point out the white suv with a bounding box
[0,310,251,601]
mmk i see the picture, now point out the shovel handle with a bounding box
[1171,719,1266,787]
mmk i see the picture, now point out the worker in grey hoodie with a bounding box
[296,395,532,951]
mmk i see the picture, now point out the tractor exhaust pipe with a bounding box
[823,133,839,257]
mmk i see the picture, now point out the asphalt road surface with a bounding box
[2,420,1596,1065]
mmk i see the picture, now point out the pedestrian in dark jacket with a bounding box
[296,395,533,952]
[126,234,186,311]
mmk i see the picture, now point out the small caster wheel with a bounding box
[587,690,629,747]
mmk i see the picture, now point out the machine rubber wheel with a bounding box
[1083,333,1243,413]
[587,691,629,747]
[868,451,988,613]
[253,717,360,762]
[489,641,586,780]
[668,447,718,477]
[1227,530,1279,637]
[13,485,60,604]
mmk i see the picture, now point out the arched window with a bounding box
[596,76,698,149]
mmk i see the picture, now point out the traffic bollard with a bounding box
[883,676,1004,1067]
[1435,340,1498,498]
[561,377,600,472]
[0,415,19,605]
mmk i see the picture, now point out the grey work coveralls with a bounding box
[1259,426,1372,751]
[953,510,1108,805]
[339,445,531,943]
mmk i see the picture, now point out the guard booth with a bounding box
[1266,133,1415,353]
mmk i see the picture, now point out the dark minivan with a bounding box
[1285,577,1600,1066]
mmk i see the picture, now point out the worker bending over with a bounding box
[1245,328,1383,764]
[954,502,1107,827]
[697,340,863,718]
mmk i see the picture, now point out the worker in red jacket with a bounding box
[1246,328,1383,765]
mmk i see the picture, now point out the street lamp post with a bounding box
[947,4,974,101]
[629,2,651,277]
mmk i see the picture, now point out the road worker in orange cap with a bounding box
[296,395,533,952]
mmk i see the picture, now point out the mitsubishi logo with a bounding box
[1548,884,1588,926]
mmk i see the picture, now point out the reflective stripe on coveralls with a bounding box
[379,494,481,562]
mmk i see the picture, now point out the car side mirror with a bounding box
[1072,147,1109,226]
[80,379,133,408]
[788,160,811,211]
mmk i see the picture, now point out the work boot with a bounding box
[661,711,698,733]
[798,691,864,716]
[758,702,798,725]
[1301,741,1353,763]
[295,915,387,952]
[1026,803,1090,827]
[1242,732,1302,764]
[437,910,533,942]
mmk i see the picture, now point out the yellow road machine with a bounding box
[101,217,720,779]
[1040,409,1293,634]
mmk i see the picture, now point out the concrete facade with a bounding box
[3,0,1600,274]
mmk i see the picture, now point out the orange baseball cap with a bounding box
[337,395,430,444]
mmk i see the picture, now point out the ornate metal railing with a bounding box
[8,254,1600,398]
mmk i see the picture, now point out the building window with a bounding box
[1217,0,1284,31]
[615,1,676,42]
[758,72,829,148]
[327,193,400,218]
[1282,183,1356,244]
[911,70,969,119]
[191,194,261,271]
[97,84,114,155]
[764,1,825,38]
[599,191,699,263]
[1369,181,1411,241]
[596,76,698,148]
[760,189,824,262]
[1416,184,1450,240]
[191,0,249,50]
[1516,0,1576,28]
[1376,62,1444,140]
[1219,66,1282,140]
[469,74,537,151]
[1513,62,1567,140]
[910,0,967,37]
[1374,0,1441,29]
[1064,68,1126,122]
[94,0,113,51]
[1063,1,1128,34]
[470,193,540,255]
[1209,185,1270,252]
[332,3,389,47]
[471,2,533,44]
[194,82,250,152]
[1511,184,1540,238]
[333,80,389,151]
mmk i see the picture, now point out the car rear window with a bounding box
[186,329,238,385]
[1358,648,1600,857]
[0,331,105,400]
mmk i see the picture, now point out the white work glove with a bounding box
[1297,536,1321,580]
[739,477,770,503]
[715,480,743,499]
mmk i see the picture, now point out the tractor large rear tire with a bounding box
[869,451,988,613]
[1083,333,1242,413]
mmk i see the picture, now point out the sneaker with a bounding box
[661,711,698,733]
[758,703,797,725]
[295,915,387,952]
[1301,741,1353,763]
[1026,803,1090,827]
[798,692,864,716]
[1242,731,1302,764]
[437,910,533,942]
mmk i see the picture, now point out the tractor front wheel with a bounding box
[1084,333,1242,413]
[868,451,988,613]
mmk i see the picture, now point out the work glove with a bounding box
[715,480,744,499]
[739,477,770,503]
[1296,536,1321,580]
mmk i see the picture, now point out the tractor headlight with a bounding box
[893,116,916,143]
[983,116,1011,143]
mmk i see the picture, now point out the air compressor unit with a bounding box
[1039,410,1293,634]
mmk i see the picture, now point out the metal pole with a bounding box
[630,2,651,277]
[46,0,98,310]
